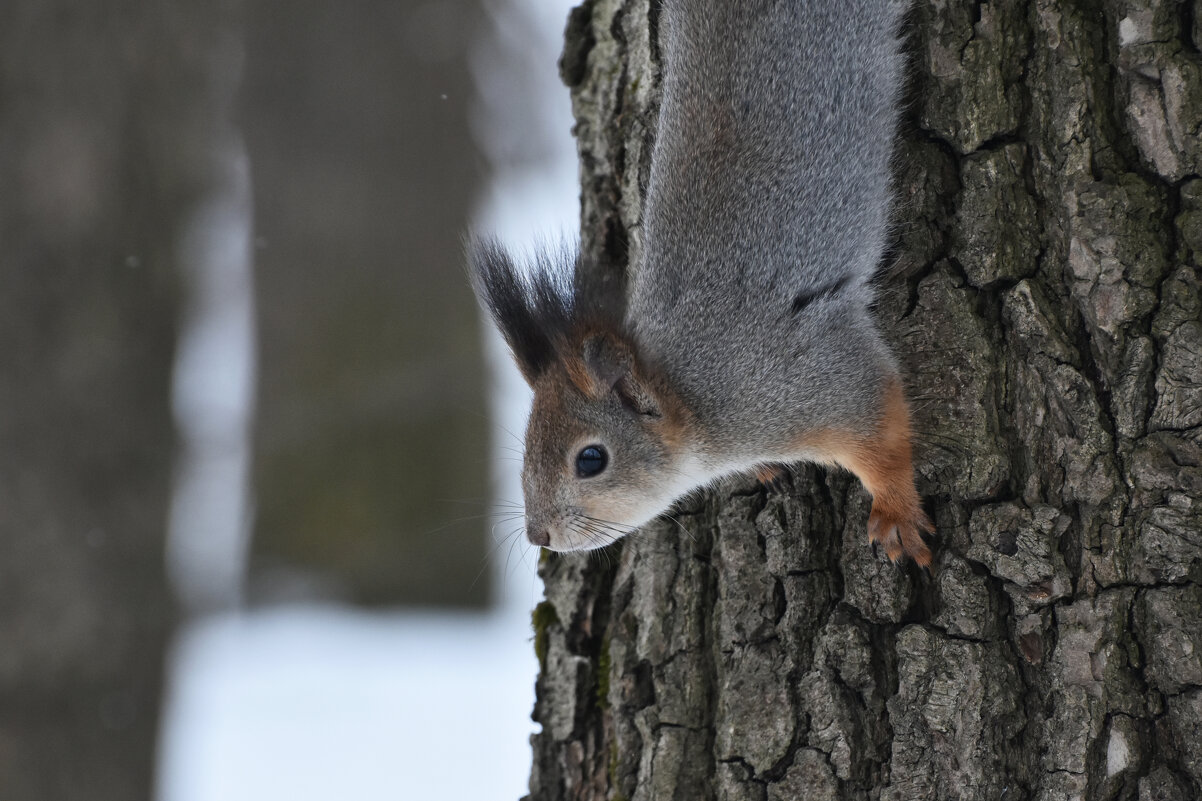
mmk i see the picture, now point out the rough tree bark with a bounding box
[527,1,1202,799]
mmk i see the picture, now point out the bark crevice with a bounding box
[526,1,1202,799]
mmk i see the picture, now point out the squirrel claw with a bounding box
[867,504,933,568]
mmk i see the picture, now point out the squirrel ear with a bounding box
[580,332,632,390]
[581,332,662,417]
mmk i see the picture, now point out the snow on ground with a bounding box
[157,605,539,801]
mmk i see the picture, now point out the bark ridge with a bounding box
[528,1,1202,799]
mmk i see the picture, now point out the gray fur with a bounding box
[631,0,908,460]
[470,0,914,551]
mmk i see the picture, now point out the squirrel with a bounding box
[470,0,933,566]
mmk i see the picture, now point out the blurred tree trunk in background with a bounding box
[242,0,491,607]
[528,1,1202,799]
[0,1,237,798]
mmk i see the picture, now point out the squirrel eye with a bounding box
[576,445,608,478]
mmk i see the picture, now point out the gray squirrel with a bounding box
[471,0,932,565]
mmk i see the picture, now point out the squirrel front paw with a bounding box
[868,502,934,567]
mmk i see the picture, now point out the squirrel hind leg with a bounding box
[799,378,935,567]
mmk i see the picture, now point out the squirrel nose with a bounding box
[527,528,550,547]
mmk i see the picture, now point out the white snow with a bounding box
[1106,725,1130,777]
[1117,13,1153,47]
[157,606,539,801]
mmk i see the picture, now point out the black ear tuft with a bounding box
[467,238,574,385]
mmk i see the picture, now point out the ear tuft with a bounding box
[467,238,573,384]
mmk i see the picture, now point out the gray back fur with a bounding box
[630,0,909,458]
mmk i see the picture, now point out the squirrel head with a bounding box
[470,239,695,551]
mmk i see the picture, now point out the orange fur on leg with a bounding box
[754,463,788,489]
[798,379,933,566]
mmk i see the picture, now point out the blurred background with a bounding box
[0,0,576,799]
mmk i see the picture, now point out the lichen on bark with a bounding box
[526,1,1202,800]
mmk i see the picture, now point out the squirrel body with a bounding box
[472,0,933,564]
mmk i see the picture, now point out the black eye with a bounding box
[576,445,608,478]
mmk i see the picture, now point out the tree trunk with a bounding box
[0,2,234,797]
[243,0,491,607]
[527,1,1202,799]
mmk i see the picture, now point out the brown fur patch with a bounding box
[561,351,598,397]
[754,463,788,487]
[796,378,933,566]
[650,371,695,452]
